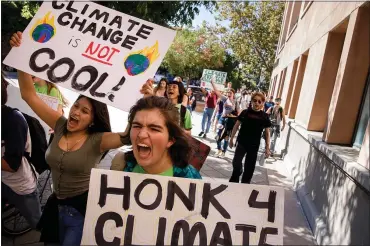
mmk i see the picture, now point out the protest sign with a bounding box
[6,84,59,141]
[3,1,176,112]
[81,168,284,245]
[201,69,227,90]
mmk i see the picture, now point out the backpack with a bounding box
[270,106,283,125]
[178,105,210,171]
[13,109,49,175]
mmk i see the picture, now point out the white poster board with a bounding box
[82,169,284,245]
[5,83,58,141]
[201,69,227,90]
[3,1,176,112]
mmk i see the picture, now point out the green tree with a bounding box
[1,1,41,59]
[1,1,215,59]
[96,1,215,27]
[161,24,226,82]
[217,1,284,92]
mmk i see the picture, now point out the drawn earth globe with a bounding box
[124,54,150,76]
[32,24,55,43]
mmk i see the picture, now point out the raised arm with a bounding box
[200,87,208,96]
[100,123,130,152]
[10,32,61,129]
[210,77,223,98]
[18,71,62,129]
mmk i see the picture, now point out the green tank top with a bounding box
[132,165,174,177]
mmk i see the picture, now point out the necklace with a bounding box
[66,134,86,152]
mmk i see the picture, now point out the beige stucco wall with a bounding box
[273,2,365,77]
[295,34,328,128]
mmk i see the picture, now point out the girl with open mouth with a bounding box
[111,96,201,179]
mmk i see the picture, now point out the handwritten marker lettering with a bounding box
[82,41,120,66]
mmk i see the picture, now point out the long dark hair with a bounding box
[125,96,192,168]
[153,78,168,94]
[167,81,186,104]
[1,74,8,106]
[65,95,112,159]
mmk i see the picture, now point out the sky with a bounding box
[192,5,217,28]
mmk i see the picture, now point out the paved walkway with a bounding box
[2,111,316,245]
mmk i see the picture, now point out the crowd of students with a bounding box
[2,31,286,245]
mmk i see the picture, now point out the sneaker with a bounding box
[221,152,226,157]
[216,150,222,157]
[203,134,207,139]
[198,131,204,137]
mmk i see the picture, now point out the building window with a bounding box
[353,69,370,148]
[288,2,302,34]
[301,1,313,19]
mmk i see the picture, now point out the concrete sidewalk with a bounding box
[2,112,316,245]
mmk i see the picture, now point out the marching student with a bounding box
[229,92,271,184]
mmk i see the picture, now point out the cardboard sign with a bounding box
[3,1,176,112]
[5,83,59,141]
[82,169,284,245]
[201,69,227,90]
[38,93,59,111]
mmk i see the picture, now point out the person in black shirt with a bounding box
[228,92,271,183]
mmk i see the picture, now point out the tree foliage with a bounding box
[1,1,215,59]
[217,1,284,92]
[96,1,215,27]
[162,24,226,80]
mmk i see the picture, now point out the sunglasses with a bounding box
[253,99,262,104]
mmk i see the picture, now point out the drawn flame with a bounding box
[126,41,160,64]
[30,12,56,40]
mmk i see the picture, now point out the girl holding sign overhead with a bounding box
[111,96,201,179]
[10,32,132,246]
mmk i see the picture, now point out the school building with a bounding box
[269,1,370,245]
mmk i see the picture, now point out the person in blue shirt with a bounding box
[264,96,275,112]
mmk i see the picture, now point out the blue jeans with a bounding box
[1,182,41,229]
[58,205,84,246]
[217,117,229,152]
[201,108,215,134]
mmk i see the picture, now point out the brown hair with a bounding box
[46,81,69,107]
[125,96,192,168]
[252,92,266,102]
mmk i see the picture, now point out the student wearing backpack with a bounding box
[266,98,286,156]
[1,77,42,229]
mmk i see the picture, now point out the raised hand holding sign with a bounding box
[4,1,176,112]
